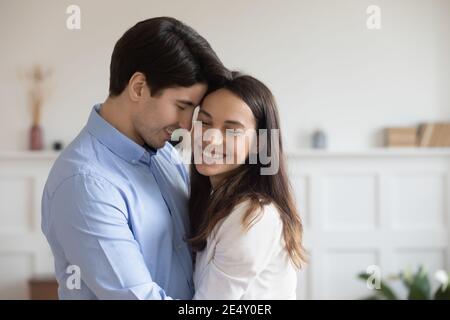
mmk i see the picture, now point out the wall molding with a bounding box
[0,148,449,299]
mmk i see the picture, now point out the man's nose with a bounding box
[178,111,194,131]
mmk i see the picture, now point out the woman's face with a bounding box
[193,89,257,183]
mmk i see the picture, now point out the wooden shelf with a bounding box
[0,147,450,161]
[287,147,450,158]
[0,151,60,160]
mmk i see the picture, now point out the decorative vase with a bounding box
[29,124,44,150]
[312,129,327,149]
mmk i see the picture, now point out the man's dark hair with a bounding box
[109,17,230,97]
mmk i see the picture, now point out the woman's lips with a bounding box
[202,149,225,163]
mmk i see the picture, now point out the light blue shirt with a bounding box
[41,104,194,299]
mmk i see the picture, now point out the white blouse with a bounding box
[193,200,298,300]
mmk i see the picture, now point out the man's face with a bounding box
[132,83,207,149]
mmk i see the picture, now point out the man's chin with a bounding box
[142,132,172,149]
[150,142,166,150]
[155,138,171,149]
[142,138,166,150]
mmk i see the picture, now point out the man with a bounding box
[41,17,229,299]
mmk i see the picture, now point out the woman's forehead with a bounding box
[200,89,256,127]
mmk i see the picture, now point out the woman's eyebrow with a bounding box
[198,109,212,118]
[199,109,245,127]
[224,120,245,127]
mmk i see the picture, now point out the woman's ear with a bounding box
[128,72,147,102]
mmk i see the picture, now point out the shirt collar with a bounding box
[86,104,157,164]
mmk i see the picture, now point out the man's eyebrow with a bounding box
[198,109,212,118]
[176,99,196,107]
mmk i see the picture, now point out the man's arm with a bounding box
[49,173,171,300]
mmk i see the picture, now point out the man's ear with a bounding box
[128,72,147,102]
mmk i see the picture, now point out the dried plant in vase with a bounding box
[21,65,52,150]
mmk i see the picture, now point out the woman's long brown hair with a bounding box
[188,72,307,269]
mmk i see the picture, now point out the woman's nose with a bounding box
[209,129,223,145]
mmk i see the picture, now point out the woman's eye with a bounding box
[201,121,211,127]
[226,129,244,136]
[176,105,185,111]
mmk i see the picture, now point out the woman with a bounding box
[189,72,307,299]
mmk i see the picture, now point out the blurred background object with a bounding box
[28,276,58,300]
[311,129,328,149]
[19,64,52,151]
[385,127,418,147]
[418,123,450,147]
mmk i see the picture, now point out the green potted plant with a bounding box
[358,265,450,300]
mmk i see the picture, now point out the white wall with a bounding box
[1,0,449,151]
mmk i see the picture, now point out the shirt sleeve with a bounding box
[48,173,172,300]
[193,202,283,300]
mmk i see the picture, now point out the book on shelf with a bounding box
[418,122,450,147]
[385,127,418,147]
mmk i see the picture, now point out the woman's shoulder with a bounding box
[234,198,281,217]
[212,199,285,258]
[220,199,283,233]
